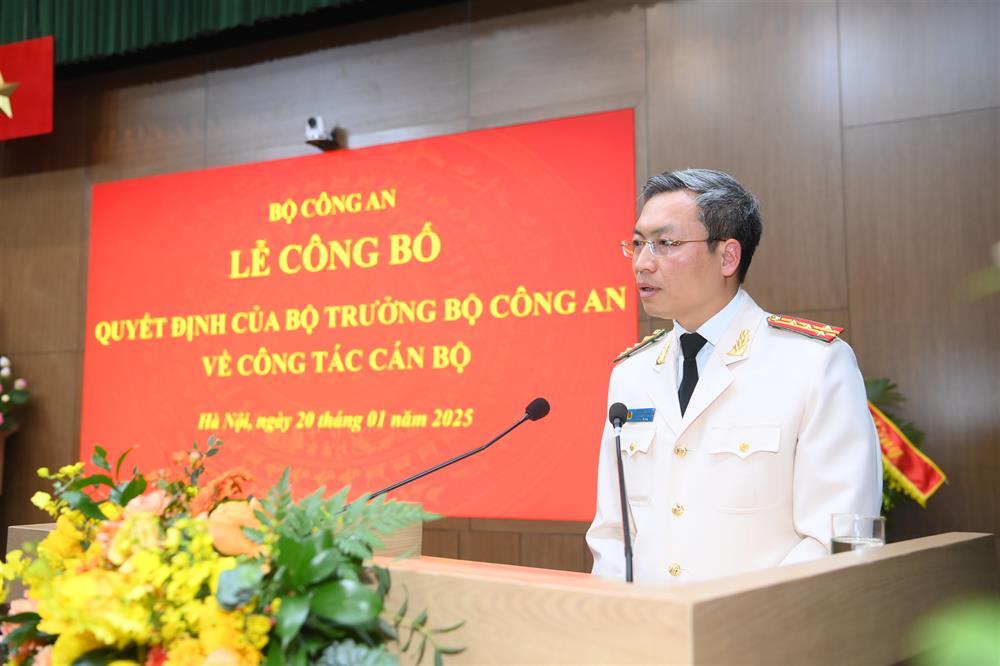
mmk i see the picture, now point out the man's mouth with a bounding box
[637,283,660,298]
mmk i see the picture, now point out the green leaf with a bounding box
[0,612,40,624]
[275,594,312,649]
[377,617,397,642]
[216,563,264,610]
[90,447,111,472]
[430,620,465,634]
[411,609,428,631]
[289,644,308,666]
[71,646,137,666]
[416,635,428,664]
[313,640,398,666]
[3,620,39,648]
[373,565,390,597]
[279,536,320,590]
[265,639,283,666]
[114,448,133,480]
[311,579,382,626]
[67,474,115,492]
[110,476,147,506]
[434,649,443,666]
[393,591,408,626]
[303,548,343,586]
[436,645,465,655]
[61,491,108,521]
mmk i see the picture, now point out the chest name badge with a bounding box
[627,408,656,423]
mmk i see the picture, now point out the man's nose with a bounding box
[633,243,656,271]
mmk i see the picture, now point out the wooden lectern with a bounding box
[380,533,997,665]
[7,522,994,664]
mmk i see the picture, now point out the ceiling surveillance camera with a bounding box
[305,116,340,151]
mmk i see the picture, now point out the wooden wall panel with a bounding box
[843,108,1000,541]
[85,61,209,182]
[204,5,470,168]
[1,0,998,575]
[0,351,83,548]
[646,0,846,315]
[469,1,645,118]
[839,0,1000,128]
[0,170,88,354]
[459,530,519,565]
[1,80,89,177]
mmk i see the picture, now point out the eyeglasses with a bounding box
[621,238,719,258]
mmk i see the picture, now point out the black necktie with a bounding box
[678,332,707,416]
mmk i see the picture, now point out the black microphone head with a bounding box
[525,397,550,421]
[608,402,629,427]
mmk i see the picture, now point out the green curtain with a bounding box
[0,0,374,65]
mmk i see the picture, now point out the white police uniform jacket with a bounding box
[586,293,883,583]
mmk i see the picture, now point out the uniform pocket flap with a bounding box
[620,425,655,457]
[706,425,780,459]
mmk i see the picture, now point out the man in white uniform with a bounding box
[586,169,882,583]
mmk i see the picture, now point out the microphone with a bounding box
[608,402,634,583]
[609,402,629,431]
[369,398,551,501]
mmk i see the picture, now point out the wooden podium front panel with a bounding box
[385,533,997,665]
[684,532,998,666]
[384,556,692,664]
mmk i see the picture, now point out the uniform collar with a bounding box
[672,288,747,348]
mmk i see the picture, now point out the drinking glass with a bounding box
[831,513,886,553]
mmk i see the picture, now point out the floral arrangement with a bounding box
[0,356,30,432]
[0,438,462,665]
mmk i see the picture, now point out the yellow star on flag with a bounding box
[0,70,20,119]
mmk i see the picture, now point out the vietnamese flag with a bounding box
[0,36,53,141]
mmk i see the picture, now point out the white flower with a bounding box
[1,394,9,403]
[0,356,9,368]
[13,379,27,391]
[0,367,9,378]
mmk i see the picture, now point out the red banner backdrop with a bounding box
[0,36,53,141]
[82,110,636,521]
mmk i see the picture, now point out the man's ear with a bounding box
[721,239,742,279]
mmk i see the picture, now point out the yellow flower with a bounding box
[57,462,85,478]
[36,568,153,649]
[165,637,204,665]
[245,614,272,650]
[38,514,85,562]
[50,630,104,666]
[31,491,58,517]
[37,466,51,478]
[1,549,27,581]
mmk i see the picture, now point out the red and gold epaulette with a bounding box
[613,329,666,363]
[767,315,843,343]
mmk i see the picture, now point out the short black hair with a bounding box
[641,169,762,282]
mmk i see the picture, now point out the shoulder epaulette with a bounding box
[767,315,843,343]
[613,329,667,363]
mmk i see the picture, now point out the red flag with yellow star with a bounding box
[0,36,53,141]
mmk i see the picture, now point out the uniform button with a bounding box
[739,442,750,453]
[673,446,688,458]
[671,504,684,517]
[628,442,637,454]
[668,563,681,577]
